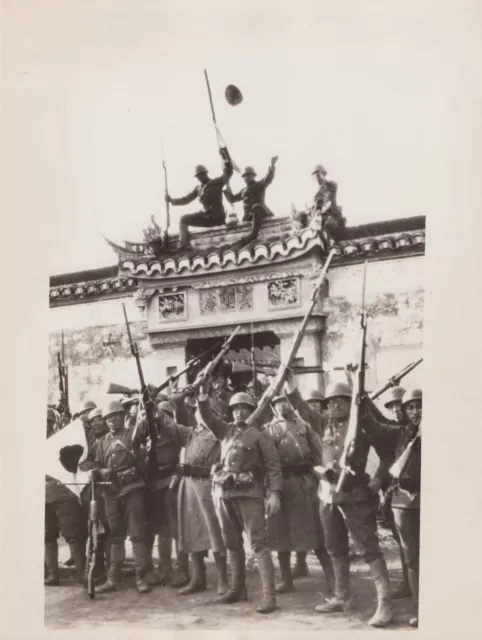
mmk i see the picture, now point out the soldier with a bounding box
[362,388,422,628]
[73,399,97,422]
[312,381,395,628]
[311,164,345,236]
[224,156,279,247]
[155,400,228,596]
[139,399,186,588]
[379,387,412,599]
[197,388,283,614]
[166,148,233,250]
[88,400,150,594]
[46,407,59,438]
[284,383,325,578]
[263,393,334,596]
[45,408,86,586]
[78,408,110,581]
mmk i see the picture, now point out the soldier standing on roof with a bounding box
[224,156,279,247]
[311,164,345,236]
[166,148,233,250]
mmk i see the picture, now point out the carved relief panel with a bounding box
[158,291,187,322]
[267,277,300,310]
[199,285,253,316]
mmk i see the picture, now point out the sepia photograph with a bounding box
[4,0,482,637]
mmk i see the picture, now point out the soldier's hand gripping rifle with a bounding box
[389,423,421,483]
[370,357,423,401]
[247,248,336,426]
[335,261,369,493]
[57,330,71,426]
[123,304,158,484]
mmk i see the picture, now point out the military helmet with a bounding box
[225,84,243,106]
[272,394,287,405]
[383,386,406,408]
[312,164,327,176]
[402,388,422,407]
[306,389,324,402]
[103,400,126,419]
[47,408,57,423]
[157,400,175,416]
[120,395,138,408]
[241,166,257,178]
[88,407,103,421]
[194,164,209,177]
[229,392,256,409]
[324,381,352,403]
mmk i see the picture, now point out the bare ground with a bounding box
[45,528,415,631]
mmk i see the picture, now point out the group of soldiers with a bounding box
[164,148,346,249]
[45,363,421,629]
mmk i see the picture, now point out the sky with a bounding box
[3,0,480,274]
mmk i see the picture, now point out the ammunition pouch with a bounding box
[212,468,256,491]
[281,461,313,479]
[116,466,141,488]
[177,463,211,479]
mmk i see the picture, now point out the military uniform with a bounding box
[197,393,282,613]
[287,387,326,437]
[156,410,228,595]
[314,384,394,627]
[263,410,334,594]
[44,476,87,585]
[170,150,233,247]
[225,164,276,244]
[362,395,421,626]
[93,425,149,591]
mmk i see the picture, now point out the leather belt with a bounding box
[281,461,313,478]
[177,463,211,479]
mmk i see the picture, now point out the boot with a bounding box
[255,549,277,614]
[368,557,394,628]
[292,551,309,578]
[214,552,229,596]
[178,222,191,250]
[171,549,189,588]
[97,541,123,593]
[315,548,335,597]
[408,568,419,627]
[391,539,411,598]
[214,550,245,604]
[68,540,86,585]
[275,551,295,594]
[239,547,248,601]
[132,541,150,594]
[44,540,60,586]
[315,556,351,613]
[144,532,159,586]
[179,552,207,595]
[155,536,172,585]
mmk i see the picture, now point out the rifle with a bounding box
[106,339,225,398]
[250,323,257,395]
[190,325,242,394]
[369,358,423,401]
[247,248,336,426]
[389,424,421,481]
[203,69,239,173]
[161,137,170,248]
[123,304,158,484]
[86,478,103,599]
[57,331,71,425]
[335,260,369,493]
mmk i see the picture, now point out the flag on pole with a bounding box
[45,418,90,500]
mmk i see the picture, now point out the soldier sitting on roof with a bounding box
[224,156,279,247]
[165,148,233,250]
[311,164,346,237]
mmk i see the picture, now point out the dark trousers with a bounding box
[215,497,268,554]
[320,497,383,562]
[104,488,147,545]
[392,508,420,571]
[45,499,86,544]
[146,487,175,557]
[179,210,225,245]
[242,205,272,243]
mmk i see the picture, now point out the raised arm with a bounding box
[155,409,193,448]
[197,392,230,440]
[259,156,278,188]
[360,395,399,455]
[224,185,243,204]
[284,370,324,437]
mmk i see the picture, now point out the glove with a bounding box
[266,492,281,517]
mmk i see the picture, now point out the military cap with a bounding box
[306,389,324,402]
[157,400,175,416]
[383,386,406,408]
[324,381,352,403]
[402,388,422,407]
[241,166,257,178]
[229,392,256,409]
[103,400,126,419]
[194,164,209,177]
[88,407,103,421]
[312,164,327,176]
[225,84,243,106]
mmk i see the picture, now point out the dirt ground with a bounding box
[45,527,415,631]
